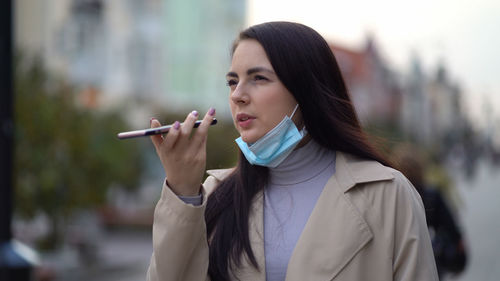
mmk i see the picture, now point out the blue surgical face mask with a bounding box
[235,104,307,168]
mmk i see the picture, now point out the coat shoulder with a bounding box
[339,152,423,211]
[346,161,425,219]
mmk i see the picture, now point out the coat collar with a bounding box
[335,151,394,192]
[206,168,234,181]
[206,152,395,280]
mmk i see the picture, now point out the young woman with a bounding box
[147,22,438,281]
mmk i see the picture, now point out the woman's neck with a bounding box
[269,139,335,185]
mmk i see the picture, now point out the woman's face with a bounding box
[227,39,302,143]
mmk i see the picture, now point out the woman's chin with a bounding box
[240,134,259,144]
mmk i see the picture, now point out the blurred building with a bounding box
[15,0,245,118]
[15,0,162,107]
[401,55,433,144]
[329,37,468,150]
[428,63,465,143]
[329,36,402,125]
[401,55,466,146]
[163,0,245,117]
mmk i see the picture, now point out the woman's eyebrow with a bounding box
[226,67,275,78]
[247,67,275,75]
[226,71,238,78]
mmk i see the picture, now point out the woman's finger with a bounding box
[149,118,163,150]
[193,108,215,147]
[179,110,199,140]
[162,121,181,150]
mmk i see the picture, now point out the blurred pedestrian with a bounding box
[393,143,468,279]
[146,22,438,281]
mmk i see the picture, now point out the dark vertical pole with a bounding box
[1,1,36,280]
[0,0,14,245]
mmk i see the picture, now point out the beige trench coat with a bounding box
[147,152,439,281]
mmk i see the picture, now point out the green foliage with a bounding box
[206,118,240,170]
[363,120,408,159]
[13,55,143,239]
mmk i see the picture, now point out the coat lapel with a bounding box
[285,172,373,280]
[206,169,266,280]
[285,152,393,281]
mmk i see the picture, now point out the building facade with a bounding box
[329,37,402,125]
[15,0,246,117]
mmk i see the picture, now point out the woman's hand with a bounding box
[150,108,216,196]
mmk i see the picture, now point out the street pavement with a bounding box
[447,159,500,281]
[43,230,152,281]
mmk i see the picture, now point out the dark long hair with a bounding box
[205,21,392,280]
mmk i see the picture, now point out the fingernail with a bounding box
[174,121,180,130]
[150,117,155,125]
[208,108,216,116]
[191,110,199,117]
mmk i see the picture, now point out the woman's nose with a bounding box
[230,83,249,104]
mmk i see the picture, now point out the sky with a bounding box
[247,0,500,127]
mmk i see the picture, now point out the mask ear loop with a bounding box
[290,104,307,136]
[289,104,300,119]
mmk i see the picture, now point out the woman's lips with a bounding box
[236,113,255,129]
[238,118,254,128]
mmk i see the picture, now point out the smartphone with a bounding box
[117,118,217,139]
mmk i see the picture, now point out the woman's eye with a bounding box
[254,75,267,81]
[226,79,238,87]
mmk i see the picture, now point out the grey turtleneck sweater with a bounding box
[178,139,336,281]
[264,139,335,281]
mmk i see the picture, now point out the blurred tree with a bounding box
[363,120,408,158]
[13,54,143,249]
[205,122,240,170]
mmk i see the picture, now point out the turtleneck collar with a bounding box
[269,139,335,186]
